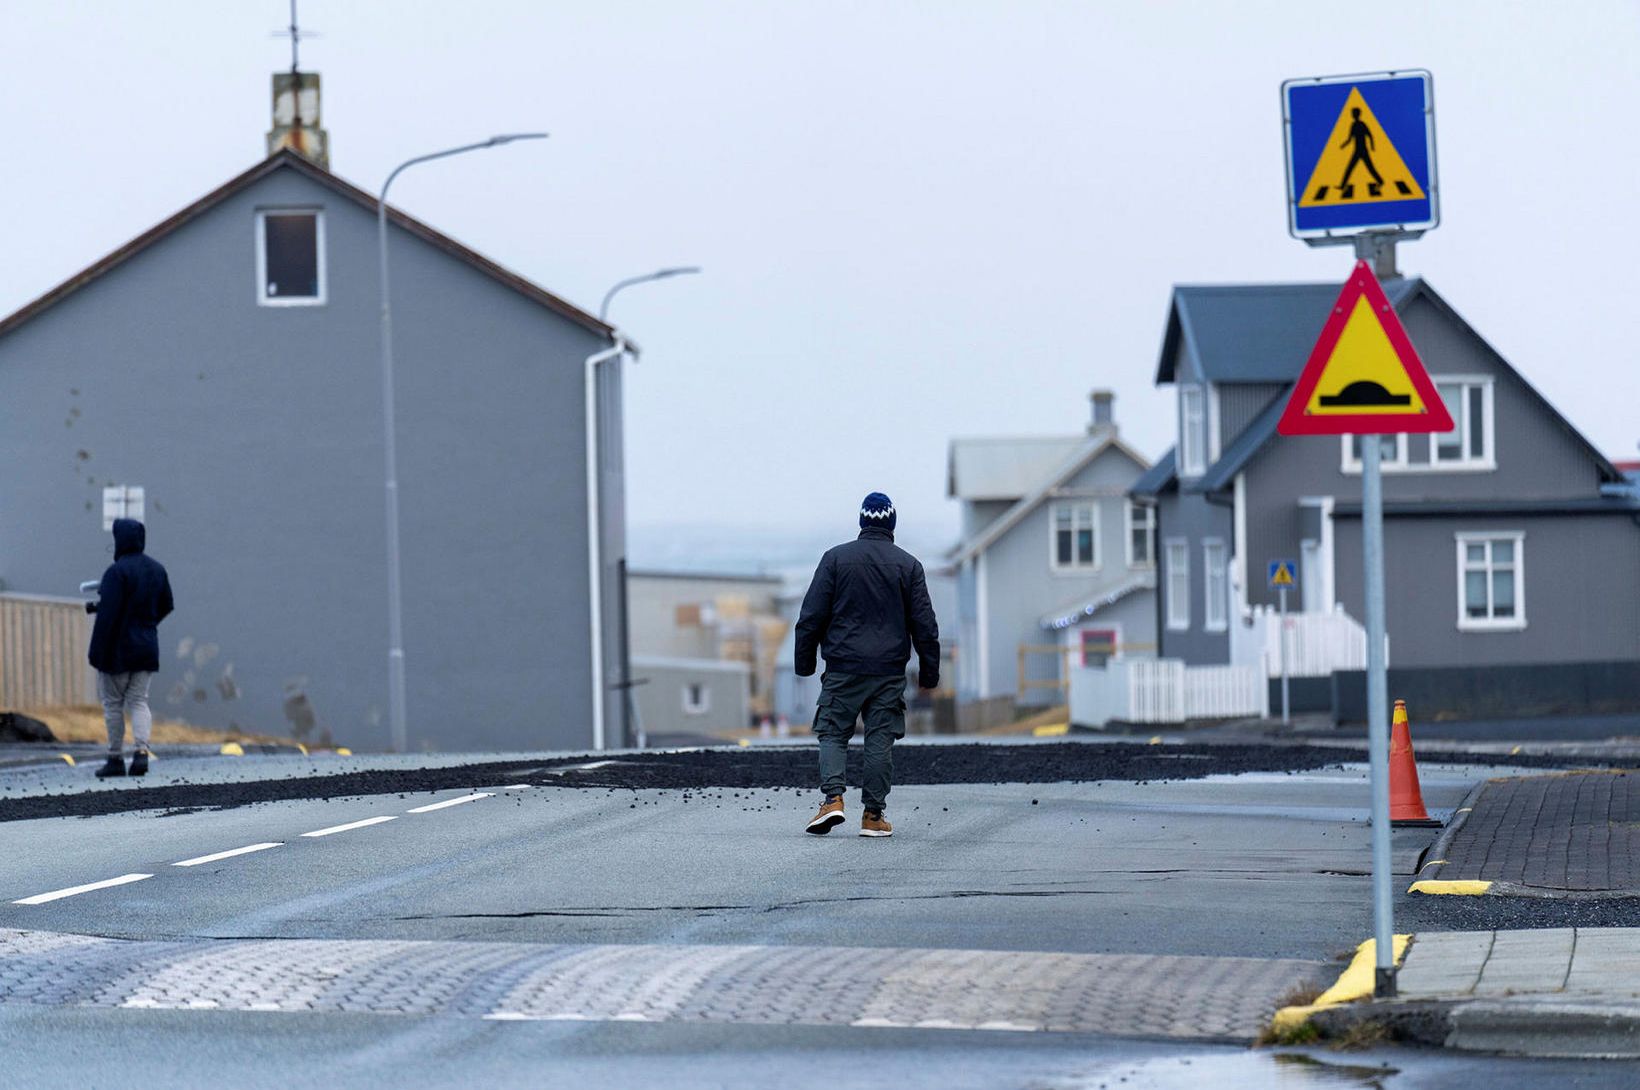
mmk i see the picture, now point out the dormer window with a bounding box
[1180,386,1207,476]
[256,208,326,306]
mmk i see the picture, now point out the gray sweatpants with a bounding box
[99,671,153,756]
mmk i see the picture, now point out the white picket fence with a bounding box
[1070,658,1268,727]
[1231,605,1374,678]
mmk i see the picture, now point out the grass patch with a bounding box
[1329,1016,1393,1051]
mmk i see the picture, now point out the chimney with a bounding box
[267,71,330,168]
[1089,389,1116,434]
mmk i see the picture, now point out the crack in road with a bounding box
[396,888,1115,920]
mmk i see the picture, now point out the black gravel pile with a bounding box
[1,741,1629,824]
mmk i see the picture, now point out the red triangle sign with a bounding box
[1278,261,1454,436]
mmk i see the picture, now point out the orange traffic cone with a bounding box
[1389,699,1439,826]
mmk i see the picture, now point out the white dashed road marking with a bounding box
[13,873,153,905]
[300,816,398,838]
[407,793,493,813]
[172,843,284,868]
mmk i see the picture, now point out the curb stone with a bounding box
[1311,996,1640,1058]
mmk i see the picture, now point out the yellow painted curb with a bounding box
[1408,879,1492,896]
[335,747,352,756]
[58,753,76,767]
[737,738,751,748]
[1032,723,1069,737]
[219,742,244,757]
[296,743,309,756]
[1147,735,1163,745]
[1270,934,1410,1035]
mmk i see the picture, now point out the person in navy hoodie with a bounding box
[87,518,174,778]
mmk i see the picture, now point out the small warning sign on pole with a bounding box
[1267,560,1297,590]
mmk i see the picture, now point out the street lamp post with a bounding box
[588,266,701,750]
[377,133,547,753]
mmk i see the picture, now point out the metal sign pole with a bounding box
[1279,586,1291,724]
[1361,434,1396,997]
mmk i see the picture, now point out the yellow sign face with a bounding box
[1302,296,1428,416]
[1270,563,1295,588]
[1298,87,1427,208]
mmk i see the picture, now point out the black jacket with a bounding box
[794,526,940,687]
[88,519,174,675]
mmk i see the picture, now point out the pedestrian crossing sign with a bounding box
[1268,560,1297,590]
[1278,261,1453,436]
[1283,71,1437,239]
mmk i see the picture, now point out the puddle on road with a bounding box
[1040,1052,1396,1089]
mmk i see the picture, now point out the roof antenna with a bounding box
[265,0,329,167]
[274,0,320,75]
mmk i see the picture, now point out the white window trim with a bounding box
[1207,383,1223,466]
[1455,531,1526,632]
[682,681,711,715]
[1203,538,1228,633]
[1339,433,1409,473]
[1125,500,1156,569]
[1050,500,1102,574]
[1165,538,1190,631]
[1179,386,1206,477]
[1428,376,1496,470]
[255,207,328,307]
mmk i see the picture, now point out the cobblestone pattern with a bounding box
[1429,772,1638,892]
[0,928,1318,1040]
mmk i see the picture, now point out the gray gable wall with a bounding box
[0,163,615,752]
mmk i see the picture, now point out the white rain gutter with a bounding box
[584,335,627,751]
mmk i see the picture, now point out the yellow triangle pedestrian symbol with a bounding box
[1298,87,1426,208]
[1271,563,1295,587]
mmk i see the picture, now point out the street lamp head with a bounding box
[651,266,703,279]
[487,132,550,146]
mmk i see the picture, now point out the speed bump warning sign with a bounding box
[1277,261,1452,436]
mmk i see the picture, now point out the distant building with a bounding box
[1134,278,1640,720]
[0,80,629,753]
[947,392,1157,707]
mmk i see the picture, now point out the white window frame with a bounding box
[102,485,145,531]
[682,681,711,716]
[1339,433,1409,473]
[1456,531,1525,632]
[255,207,327,307]
[1050,500,1101,573]
[1180,386,1207,477]
[1164,538,1190,631]
[1202,538,1228,632]
[1125,500,1156,568]
[1429,376,1496,470]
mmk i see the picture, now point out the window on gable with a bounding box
[1432,379,1494,467]
[1203,539,1228,632]
[1457,532,1525,631]
[102,485,144,531]
[1126,501,1156,568]
[1343,434,1408,470]
[682,681,711,716]
[1052,502,1099,571]
[1180,387,1206,476]
[256,209,326,305]
[1165,539,1190,630]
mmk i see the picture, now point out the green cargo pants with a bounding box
[813,671,906,814]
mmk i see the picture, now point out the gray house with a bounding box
[1133,278,1640,719]
[948,392,1157,707]
[0,149,629,752]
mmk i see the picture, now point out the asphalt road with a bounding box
[2,744,1636,1088]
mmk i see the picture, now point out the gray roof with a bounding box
[1039,572,1157,631]
[1145,278,1626,493]
[1156,279,1420,386]
[1129,448,1176,498]
[947,436,1086,500]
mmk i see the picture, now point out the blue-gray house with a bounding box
[0,149,628,753]
[1133,277,1640,720]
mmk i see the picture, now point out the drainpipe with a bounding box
[584,335,627,751]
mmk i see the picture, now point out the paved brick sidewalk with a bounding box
[1415,771,1639,894]
[0,929,1321,1041]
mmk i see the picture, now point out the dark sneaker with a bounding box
[859,811,893,838]
[94,756,126,779]
[805,795,845,835]
[129,752,149,777]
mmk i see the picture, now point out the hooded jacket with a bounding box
[794,526,941,686]
[88,519,174,675]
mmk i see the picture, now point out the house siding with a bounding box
[1154,490,1233,665]
[0,165,614,753]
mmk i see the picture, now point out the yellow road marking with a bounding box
[1408,879,1492,896]
[1270,935,1410,1035]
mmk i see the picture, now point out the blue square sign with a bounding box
[1283,71,1437,240]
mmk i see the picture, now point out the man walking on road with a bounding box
[794,493,940,838]
[87,518,174,779]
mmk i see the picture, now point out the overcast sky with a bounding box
[6,1,1637,554]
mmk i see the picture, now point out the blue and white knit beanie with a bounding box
[859,492,897,533]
